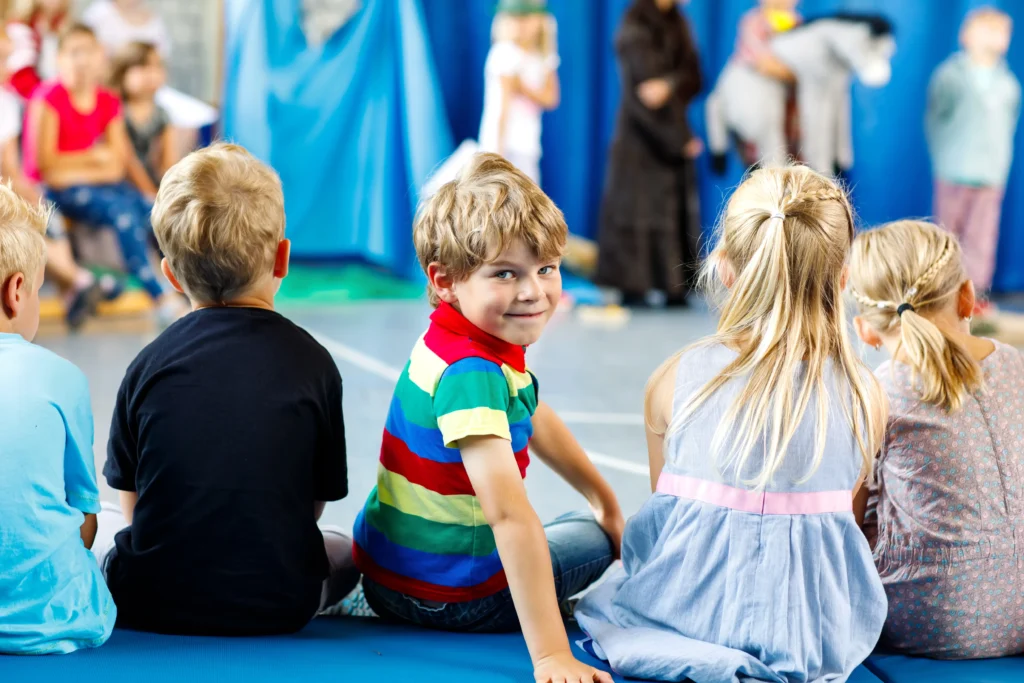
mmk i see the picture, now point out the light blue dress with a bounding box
[575,345,886,682]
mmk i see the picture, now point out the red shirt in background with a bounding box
[22,81,121,181]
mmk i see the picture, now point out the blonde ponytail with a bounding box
[850,221,982,412]
[651,165,886,488]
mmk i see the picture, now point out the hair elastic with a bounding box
[896,303,915,317]
[770,211,786,221]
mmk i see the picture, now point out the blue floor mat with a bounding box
[866,654,1024,683]
[0,618,891,683]
[0,619,594,683]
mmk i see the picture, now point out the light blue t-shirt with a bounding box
[0,333,116,654]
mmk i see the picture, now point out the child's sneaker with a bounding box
[64,281,103,331]
[319,582,377,618]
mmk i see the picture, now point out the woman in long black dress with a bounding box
[596,0,703,307]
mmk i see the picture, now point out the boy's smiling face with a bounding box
[432,238,562,347]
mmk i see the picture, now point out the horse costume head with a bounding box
[707,13,896,176]
[777,13,896,87]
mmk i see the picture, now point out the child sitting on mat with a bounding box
[850,220,1024,659]
[575,165,889,682]
[0,183,116,654]
[353,152,622,683]
[22,22,182,324]
[90,143,360,635]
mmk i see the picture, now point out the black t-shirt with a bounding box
[103,307,347,635]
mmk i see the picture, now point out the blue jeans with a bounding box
[363,511,613,633]
[47,183,163,299]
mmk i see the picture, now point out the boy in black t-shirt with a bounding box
[92,143,358,635]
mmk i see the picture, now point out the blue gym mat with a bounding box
[865,653,1024,683]
[1,618,1019,682]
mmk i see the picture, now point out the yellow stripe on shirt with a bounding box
[377,465,487,527]
[436,407,511,448]
[407,336,450,397]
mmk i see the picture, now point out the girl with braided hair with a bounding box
[575,165,889,682]
[850,220,1024,659]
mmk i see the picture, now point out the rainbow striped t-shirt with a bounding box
[353,302,538,602]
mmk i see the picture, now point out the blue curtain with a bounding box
[222,0,452,278]
[423,0,1024,292]
[223,0,1024,290]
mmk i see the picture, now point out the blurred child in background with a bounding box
[5,0,69,100]
[927,7,1020,315]
[0,23,116,329]
[110,41,176,186]
[24,23,183,323]
[478,0,560,184]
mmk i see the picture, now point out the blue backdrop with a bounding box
[223,0,452,278]
[224,0,1024,291]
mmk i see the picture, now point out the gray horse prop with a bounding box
[707,14,895,176]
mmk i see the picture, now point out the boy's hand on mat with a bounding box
[592,501,624,560]
[534,651,613,683]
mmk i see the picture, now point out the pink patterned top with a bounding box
[866,340,1024,659]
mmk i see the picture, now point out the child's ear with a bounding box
[160,258,185,295]
[717,257,736,289]
[427,263,458,304]
[854,315,883,349]
[273,239,291,279]
[840,265,850,291]
[1,272,25,319]
[958,279,976,320]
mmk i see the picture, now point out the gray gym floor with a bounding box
[36,299,889,528]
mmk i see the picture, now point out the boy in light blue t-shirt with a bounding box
[0,184,116,654]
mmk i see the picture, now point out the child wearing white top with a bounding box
[477,0,559,184]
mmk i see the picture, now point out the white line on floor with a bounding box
[310,329,648,478]
[585,450,650,477]
[309,330,402,383]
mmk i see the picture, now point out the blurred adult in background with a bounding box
[596,0,703,308]
[5,0,69,100]
[927,7,1019,316]
[477,0,560,184]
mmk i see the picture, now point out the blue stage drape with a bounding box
[424,0,1024,292]
[224,0,1024,291]
[223,0,452,278]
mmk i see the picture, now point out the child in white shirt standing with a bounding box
[478,0,559,184]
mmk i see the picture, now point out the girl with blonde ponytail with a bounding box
[850,219,1024,659]
[574,165,889,683]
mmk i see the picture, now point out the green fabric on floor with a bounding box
[79,264,424,305]
[276,264,423,305]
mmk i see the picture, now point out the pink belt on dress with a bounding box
[656,472,852,515]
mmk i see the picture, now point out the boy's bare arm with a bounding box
[117,491,138,524]
[461,435,611,683]
[80,513,98,549]
[529,401,623,554]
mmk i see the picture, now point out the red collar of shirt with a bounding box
[429,302,527,373]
